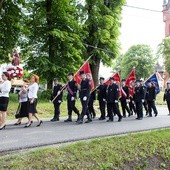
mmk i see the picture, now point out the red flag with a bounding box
[125,68,136,96]
[74,61,94,90]
[105,72,121,85]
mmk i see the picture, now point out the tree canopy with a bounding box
[114,44,156,80]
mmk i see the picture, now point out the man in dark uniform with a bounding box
[50,78,63,121]
[120,79,131,117]
[97,77,107,120]
[64,73,80,122]
[88,90,96,119]
[140,80,149,115]
[146,81,158,117]
[77,71,92,124]
[133,80,144,120]
[106,77,122,122]
[163,82,170,115]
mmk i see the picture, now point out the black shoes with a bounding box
[64,119,72,122]
[118,117,122,122]
[37,120,43,127]
[85,119,92,123]
[24,121,33,128]
[0,125,6,130]
[14,122,21,125]
[50,118,59,122]
[99,117,105,120]
[107,119,113,122]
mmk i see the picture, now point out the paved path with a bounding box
[0,106,170,153]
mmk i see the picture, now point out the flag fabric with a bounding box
[144,73,160,94]
[125,68,136,96]
[105,72,121,85]
[74,61,94,90]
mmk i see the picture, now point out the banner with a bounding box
[74,61,94,90]
[144,73,160,94]
[125,68,136,96]
[105,72,121,85]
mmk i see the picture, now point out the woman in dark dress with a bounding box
[14,79,29,125]
[163,82,170,115]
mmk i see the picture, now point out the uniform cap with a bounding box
[121,79,126,82]
[53,78,58,81]
[99,77,105,80]
[79,71,85,75]
[68,72,74,76]
[109,77,114,80]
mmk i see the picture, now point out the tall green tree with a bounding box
[157,37,170,75]
[0,0,25,62]
[119,44,156,79]
[23,0,84,88]
[82,0,125,86]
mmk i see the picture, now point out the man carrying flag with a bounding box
[145,73,160,117]
[120,79,131,117]
[77,71,92,124]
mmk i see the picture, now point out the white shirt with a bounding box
[28,83,39,99]
[0,80,11,97]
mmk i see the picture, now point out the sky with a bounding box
[99,0,165,78]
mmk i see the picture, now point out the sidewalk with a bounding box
[0,106,170,153]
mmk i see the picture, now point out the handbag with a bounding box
[15,103,21,119]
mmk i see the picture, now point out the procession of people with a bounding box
[0,52,170,130]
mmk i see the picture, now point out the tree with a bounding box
[23,0,84,88]
[157,37,170,75]
[0,0,25,62]
[81,0,125,86]
[119,44,156,79]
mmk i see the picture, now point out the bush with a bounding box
[38,90,52,101]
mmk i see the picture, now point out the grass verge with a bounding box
[0,129,170,170]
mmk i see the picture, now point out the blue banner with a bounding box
[144,73,160,94]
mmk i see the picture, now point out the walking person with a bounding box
[50,78,63,121]
[97,77,107,120]
[106,77,122,122]
[0,72,11,130]
[146,81,158,117]
[64,73,80,122]
[88,90,96,119]
[14,79,30,125]
[129,96,136,115]
[120,79,131,117]
[133,80,144,120]
[140,80,149,115]
[163,82,170,115]
[25,74,42,127]
[77,71,92,124]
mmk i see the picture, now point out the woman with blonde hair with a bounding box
[0,72,11,130]
[25,74,42,127]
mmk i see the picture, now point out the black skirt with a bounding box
[18,101,28,118]
[28,98,38,114]
[0,97,9,111]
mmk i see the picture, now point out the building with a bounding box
[163,0,170,37]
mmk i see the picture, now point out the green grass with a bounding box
[7,91,166,120]
[0,129,170,170]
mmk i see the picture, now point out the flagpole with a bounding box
[51,55,93,103]
[73,55,93,76]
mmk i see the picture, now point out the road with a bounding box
[0,106,170,153]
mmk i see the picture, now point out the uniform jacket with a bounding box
[163,88,170,101]
[51,84,63,102]
[146,86,156,101]
[79,78,91,99]
[133,86,144,102]
[67,80,78,99]
[106,83,119,103]
[89,90,96,101]
[120,85,129,101]
[97,83,107,101]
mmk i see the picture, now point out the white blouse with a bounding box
[0,80,11,97]
[28,83,39,99]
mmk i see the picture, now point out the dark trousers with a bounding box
[129,101,136,114]
[143,100,148,113]
[147,100,158,116]
[67,98,79,116]
[88,99,96,117]
[53,102,61,119]
[166,101,170,113]
[107,102,122,121]
[99,100,106,118]
[121,100,131,117]
[135,101,143,119]
[80,98,91,121]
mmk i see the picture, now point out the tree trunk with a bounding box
[90,56,100,87]
[46,0,54,89]
[0,0,4,11]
